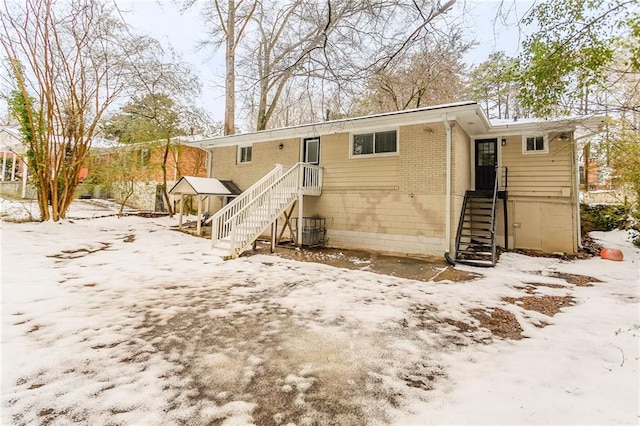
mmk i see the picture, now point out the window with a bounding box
[140,148,150,166]
[522,134,548,154]
[238,145,252,163]
[351,130,397,157]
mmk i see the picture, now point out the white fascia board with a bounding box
[484,115,606,136]
[191,102,483,150]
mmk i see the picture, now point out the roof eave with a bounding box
[486,115,606,135]
[190,101,481,149]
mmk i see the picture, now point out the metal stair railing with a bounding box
[447,171,500,267]
[451,191,470,262]
[489,172,499,265]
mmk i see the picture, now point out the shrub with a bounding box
[581,204,640,247]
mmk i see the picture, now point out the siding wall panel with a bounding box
[501,133,573,198]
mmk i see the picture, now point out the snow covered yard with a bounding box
[1,199,639,425]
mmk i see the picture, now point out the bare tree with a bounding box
[190,0,461,131]
[185,0,257,135]
[1,0,154,221]
[356,33,472,114]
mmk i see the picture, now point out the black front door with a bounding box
[475,138,497,191]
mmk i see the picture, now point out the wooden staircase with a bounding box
[207,163,322,259]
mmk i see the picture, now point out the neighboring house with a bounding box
[190,101,603,265]
[1,125,99,199]
[88,138,208,211]
[0,125,31,198]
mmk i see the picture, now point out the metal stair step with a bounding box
[456,258,496,267]
[461,221,492,226]
[464,243,493,249]
[459,234,492,240]
[457,250,493,257]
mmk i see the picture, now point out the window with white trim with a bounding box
[522,134,548,154]
[238,145,252,163]
[351,130,397,157]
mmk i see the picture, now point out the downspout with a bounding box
[443,117,453,256]
[572,133,583,249]
[205,148,213,178]
[205,148,213,212]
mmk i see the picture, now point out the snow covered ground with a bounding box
[1,198,639,425]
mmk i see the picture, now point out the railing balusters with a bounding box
[211,163,323,256]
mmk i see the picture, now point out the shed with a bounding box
[169,176,242,235]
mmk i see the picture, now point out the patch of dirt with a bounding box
[512,234,602,259]
[503,295,576,317]
[547,271,603,287]
[470,308,524,340]
[248,242,481,283]
[443,318,478,334]
[48,242,111,259]
[135,212,169,218]
[407,304,489,345]
[581,233,604,256]
[143,310,373,425]
[515,282,567,294]
[123,234,135,243]
[399,364,446,390]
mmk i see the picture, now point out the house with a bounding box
[0,125,31,198]
[86,138,208,211]
[190,101,604,265]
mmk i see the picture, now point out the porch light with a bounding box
[501,138,507,146]
[559,133,569,141]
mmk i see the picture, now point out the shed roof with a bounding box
[169,176,242,196]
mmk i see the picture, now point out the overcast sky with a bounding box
[117,0,534,128]
[0,1,534,129]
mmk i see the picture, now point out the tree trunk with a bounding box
[224,0,236,136]
[161,138,174,217]
[118,181,134,218]
[35,171,49,221]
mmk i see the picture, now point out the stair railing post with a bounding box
[491,174,499,264]
[230,214,238,256]
[178,194,184,230]
[211,215,219,248]
[196,194,202,236]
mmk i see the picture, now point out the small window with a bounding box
[238,145,252,163]
[140,148,150,166]
[351,130,397,157]
[522,134,548,154]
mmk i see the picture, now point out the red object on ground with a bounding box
[600,248,624,261]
